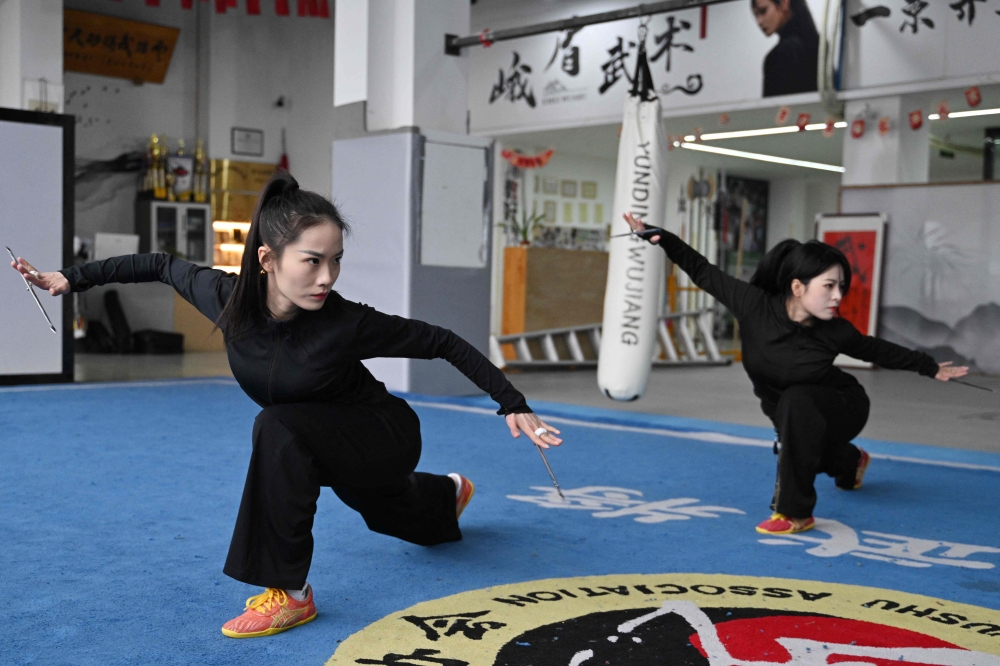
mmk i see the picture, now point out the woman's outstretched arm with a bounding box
[11,252,235,324]
[622,213,765,320]
[349,301,563,448]
[835,320,969,382]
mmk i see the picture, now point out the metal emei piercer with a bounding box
[6,246,57,334]
[533,427,566,500]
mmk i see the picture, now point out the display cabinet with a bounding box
[135,199,213,265]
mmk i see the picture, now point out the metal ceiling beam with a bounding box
[445,0,738,55]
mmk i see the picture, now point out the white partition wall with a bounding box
[332,128,493,395]
[0,109,73,385]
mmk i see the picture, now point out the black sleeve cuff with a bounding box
[496,405,534,416]
[918,355,940,378]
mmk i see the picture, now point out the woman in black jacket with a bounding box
[11,170,562,639]
[623,213,967,535]
[751,0,820,97]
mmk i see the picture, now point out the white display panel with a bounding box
[420,141,488,269]
[0,119,64,377]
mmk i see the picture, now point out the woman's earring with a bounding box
[260,268,266,275]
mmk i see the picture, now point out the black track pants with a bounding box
[223,395,460,590]
[769,384,870,519]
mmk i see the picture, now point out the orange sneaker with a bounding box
[450,473,475,520]
[221,587,317,638]
[755,513,815,535]
[853,448,871,489]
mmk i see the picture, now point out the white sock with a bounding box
[285,582,310,602]
[447,473,462,498]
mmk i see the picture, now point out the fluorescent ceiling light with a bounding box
[679,141,846,172]
[683,121,848,142]
[930,107,1000,120]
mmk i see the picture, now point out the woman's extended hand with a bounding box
[506,412,563,449]
[9,256,70,296]
[935,361,969,382]
[623,212,661,244]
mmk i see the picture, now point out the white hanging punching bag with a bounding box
[598,53,669,401]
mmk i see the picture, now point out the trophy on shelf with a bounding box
[193,138,207,203]
[151,134,168,200]
[167,138,194,202]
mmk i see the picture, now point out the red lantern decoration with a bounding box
[822,118,836,138]
[908,110,923,130]
[500,148,554,169]
[965,86,982,108]
[851,118,865,139]
[775,106,790,125]
[877,116,891,136]
[937,101,950,119]
[796,113,811,131]
[718,113,730,126]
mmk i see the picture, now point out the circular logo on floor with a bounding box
[326,574,1000,665]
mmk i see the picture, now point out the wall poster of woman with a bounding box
[751,0,820,97]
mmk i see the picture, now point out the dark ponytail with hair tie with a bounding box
[214,169,350,339]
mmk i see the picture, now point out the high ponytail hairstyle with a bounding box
[750,238,852,300]
[215,169,350,340]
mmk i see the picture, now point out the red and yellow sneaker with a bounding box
[221,587,317,639]
[755,513,815,535]
[451,474,475,520]
[853,448,871,489]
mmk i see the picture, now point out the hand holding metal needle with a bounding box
[7,247,69,333]
[506,412,566,500]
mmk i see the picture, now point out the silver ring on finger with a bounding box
[534,427,549,437]
[28,270,40,278]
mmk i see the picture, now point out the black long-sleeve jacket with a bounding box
[763,10,819,97]
[61,254,531,414]
[656,232,939,415]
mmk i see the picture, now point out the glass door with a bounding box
[184,206,208,263]
[155,205,179,256]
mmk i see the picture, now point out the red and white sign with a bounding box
[965,86,982,107]
[851,118,866,139]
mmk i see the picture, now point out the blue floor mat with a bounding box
[2,378,998,665]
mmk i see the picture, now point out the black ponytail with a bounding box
[750,238,852,299]
[215,169,350,340]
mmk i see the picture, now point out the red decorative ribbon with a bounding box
[501,148,554,169]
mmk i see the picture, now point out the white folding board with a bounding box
[0,116,67,379]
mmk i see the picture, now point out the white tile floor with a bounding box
[74,353,1000,453]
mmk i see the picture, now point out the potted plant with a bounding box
[501,205,546,246]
